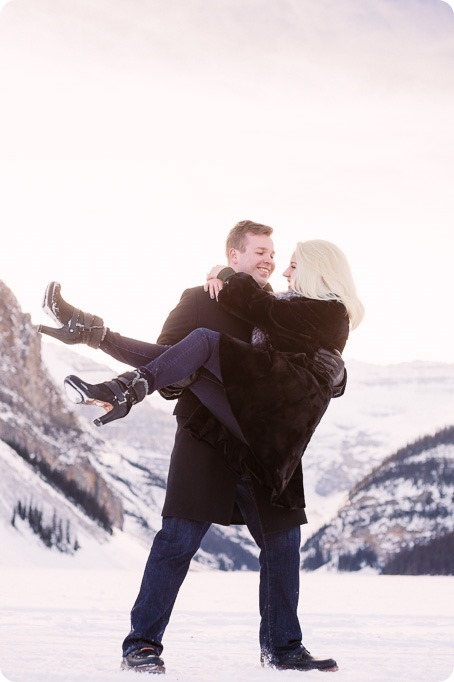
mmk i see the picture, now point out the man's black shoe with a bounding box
[121,646,165,674]
[261,646,338,672]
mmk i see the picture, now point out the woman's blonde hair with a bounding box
[292,240,365,330]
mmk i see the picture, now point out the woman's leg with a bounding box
[139,328,222,392]
[100,330,168,368]
[138,328,247,443]
[66,328,247,441]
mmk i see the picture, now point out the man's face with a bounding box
[229,233,275,287]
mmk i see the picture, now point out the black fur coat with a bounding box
[216,272,350,508]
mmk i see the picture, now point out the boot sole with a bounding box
[275,664,339,672]
[120,661,166,674]
[42,281,61,326]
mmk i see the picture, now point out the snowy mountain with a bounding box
[301,426,454,574]
[1,279,453,573]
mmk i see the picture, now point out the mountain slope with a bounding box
[0,281,123,531]
[301,359,454,530]
[301,426,454,574]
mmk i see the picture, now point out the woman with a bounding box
[42,240,364,506]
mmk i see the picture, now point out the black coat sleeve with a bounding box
[218,272,310,343]
[217,272,274,324]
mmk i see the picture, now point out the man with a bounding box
[38,220,338,673]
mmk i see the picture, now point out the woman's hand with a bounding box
[204,265,225,300]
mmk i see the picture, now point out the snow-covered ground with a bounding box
[0,530,453,682]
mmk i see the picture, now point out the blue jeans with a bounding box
[104,327,246,442]
[102,328,344,443]
[122,476,302,659]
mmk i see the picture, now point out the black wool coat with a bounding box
[216,272,350,509]
[156,285,307,531]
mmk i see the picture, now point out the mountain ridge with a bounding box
[301,426,454,574]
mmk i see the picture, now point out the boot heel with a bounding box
[37,323,70,343]
[93,404,126,427]
[92,380,131,426]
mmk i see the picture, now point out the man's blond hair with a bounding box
[225,220,274,258]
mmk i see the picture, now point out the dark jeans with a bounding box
[122,476,302,659]
[103,327,246,442]
[101,330,303,659]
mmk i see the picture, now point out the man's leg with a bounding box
[234,477,338,672]
[122,516,210,657]
[233,476,302,659]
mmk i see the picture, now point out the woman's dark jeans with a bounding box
[103,327,245,442]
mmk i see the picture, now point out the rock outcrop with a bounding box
[0,281,124,530]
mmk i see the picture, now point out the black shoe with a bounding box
[37,281,106,349]
[121,646,165,674]
[64,370,149,427]
[261,646,338,672]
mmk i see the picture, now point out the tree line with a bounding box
[4,437,113,533]
[11,500,80,554]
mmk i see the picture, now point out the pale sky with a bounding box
[1,0,453,366]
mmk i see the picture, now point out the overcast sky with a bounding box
[1,0,453,366]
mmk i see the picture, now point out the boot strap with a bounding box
[105,380,128,405]
[82,312,95,331]
[68,309,80,334]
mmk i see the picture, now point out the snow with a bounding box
[0,525,453,682]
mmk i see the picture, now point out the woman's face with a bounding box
[283,252,297,289]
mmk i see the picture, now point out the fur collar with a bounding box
[272,289,302,300]
[251,289,302,347]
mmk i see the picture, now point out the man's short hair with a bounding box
[225,220,274,258]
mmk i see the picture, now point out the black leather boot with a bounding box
[37,281,106,349]
[64,370,149,427]
[120,647,165,674]
[261,646,338,672]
